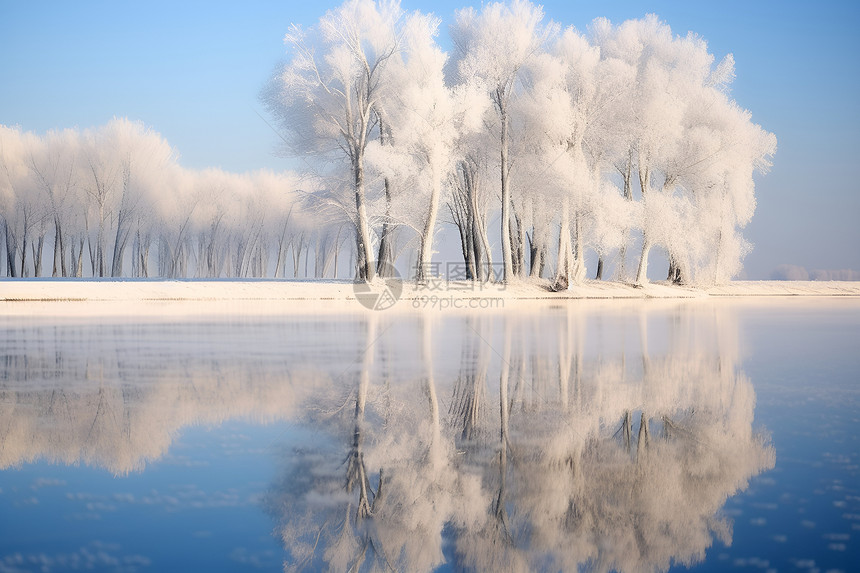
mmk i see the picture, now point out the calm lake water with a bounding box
[1,299,858,573]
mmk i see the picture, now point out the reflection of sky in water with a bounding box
[0,300,857,572]
[690,304,860,573]
[0,421,306,572]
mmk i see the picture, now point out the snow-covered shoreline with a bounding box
[1,279,858,318]
[2,278,858,302]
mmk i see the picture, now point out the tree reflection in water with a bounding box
[266,307,775,572]
[0,304,775,572]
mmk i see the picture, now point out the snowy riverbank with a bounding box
[1,278,858,318]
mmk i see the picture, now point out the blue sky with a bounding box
[1,0,858,278]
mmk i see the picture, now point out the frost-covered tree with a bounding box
[448,152,494,282]
[519,28,601,289]
[0,127,57,277]
[108,119,174,277]
[590,15,775,285]
[451,0,556,282]
[263,0,409,281]
[368,13,485,281]
[80,124,118,277]
[687,91,776,284]
[25,128,80,277]
[0,125,31,276]
[77,119,175,277]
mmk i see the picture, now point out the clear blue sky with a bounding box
[1,0,858,278]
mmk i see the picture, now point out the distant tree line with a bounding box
[0,119,345,279]
[1,0,776,285]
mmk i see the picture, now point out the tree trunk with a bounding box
[0,225,5,277]
[554,196,574,291]
[540,244,548,276]
[4,222,17,277]
[463,209,476,280]
[139,235,150,278]
[528,232,542,278]
[500,108,513,283]
[74,236,85,277]
[274,216,289,278]
[509,207,525,277]
[291,234,303,278]
[376,119,395,278]
[111,223,130,277]
[617,233,629,282]
[333,226,343,279]
[417,169,441,282]
[450,185,474,280]
[88,238,97,276]
[20,213,29,278]
[353,156,375,282]
[713,228,723,285]
[571,212,586,284]
[52,218,66,277]
[465,160,489,283]
[303,239,310,278]
[85,217,97,277]
[32,234,45,277]
[635,239,651,285]
[667,256,683,284]
[96,204,107,277]
[635,156,651,285]
[528,203,548,279]
[615,148,634,281]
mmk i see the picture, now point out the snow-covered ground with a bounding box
[1,278,858,318]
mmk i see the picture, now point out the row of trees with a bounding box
[264,0,776,286]
[1,1,776,285]
[0,119,343,279]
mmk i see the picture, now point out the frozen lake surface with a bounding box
[1,299,858,572]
